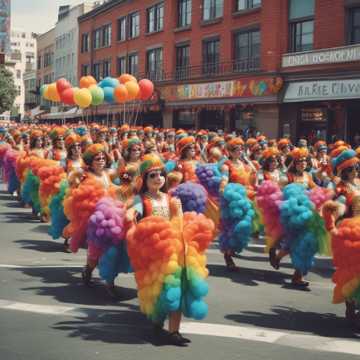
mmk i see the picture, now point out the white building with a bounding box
[5,28,37,118]
[54,3,95,86]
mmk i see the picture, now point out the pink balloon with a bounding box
[138,79,154,101]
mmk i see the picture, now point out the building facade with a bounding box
[5,29,36,118]
[54,3,95,86]
[77,0,360,141]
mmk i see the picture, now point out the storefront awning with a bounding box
[166,96,278,107]
[283,79,360,103]
[39,107,83,120]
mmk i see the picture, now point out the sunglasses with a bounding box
[148,170,164,179]
[94,155,106,161]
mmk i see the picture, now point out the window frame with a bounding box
[289,17,314,53]
[128,53,139,77]
[235,0,261,12]
[146,47,164,81]
[348,6,360,44]
[202,37,220,75]
[175,43,190,80]
[202,0,223,22]
[147,2,164,33]
[178,0,192,28]
[117,56,127,75]
[128,11,140,39]
[117,16,127,42]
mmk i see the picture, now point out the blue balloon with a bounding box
[101,77,120,88]
[103,87,115,103]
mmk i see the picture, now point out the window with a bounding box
[16,70,21,79]
[147,3,164,33]
[203,0,223,21]
[81,64,89,76]
[93,29,101,49]
[349,7,360,44]
[103,60,111,78]
[117,56,126,74]
[44,52,53,67]
[128,53,139,76]
[81,33,89,52]
[129,12,140,38]
[178,0,191,27]
[289,0,314,52]
[117,17,127,41]
[93,63,102,80]
[147,48,163,81]
[102,24,112,47]
[202,38,220,75]
[234,29,260,71]
[175,44,190,80]
[236,0,261,11]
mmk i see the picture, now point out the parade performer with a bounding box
[64,133,85,173]
[48,127,67,162]
[323,149,360,326]
[28,130,46,158]
[176,136,199,183]
[127,154,215,346]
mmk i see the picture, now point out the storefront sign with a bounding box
[283,79,360,102]
[161,77,283,102]
[282,44,360,67]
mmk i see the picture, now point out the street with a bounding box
[0,186,359,360]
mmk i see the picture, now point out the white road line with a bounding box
[0,299,359,355]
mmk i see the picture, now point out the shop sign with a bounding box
[282,44,360,67]
[284,79,360,102]
[161,77,283,101]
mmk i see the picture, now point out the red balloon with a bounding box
[56,78,71,94]
[138,79,154,101]
[60,87,75,105]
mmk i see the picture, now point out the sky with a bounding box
[11,0,85,34]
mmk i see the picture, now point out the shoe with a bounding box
[167,331,188,346]
[105,285,121,300]
[269,248,280,270]
[224,254,239,272]
[178,332,191,343]
[81,266,93,287]
[291,279,310,288]
[63,240,71,253]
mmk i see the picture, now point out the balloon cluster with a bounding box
[3,148,20,194]
[41,74,154,109]
[280,184,320,275]
[63,177,106,252]
[256,181,284,250]
[308,187,333,211]
[219,183,255,253]
[171,182,207,214]
[87,197,126,249]
[49,179,69,240]
[332,217,360,304]
[195,164,222,198]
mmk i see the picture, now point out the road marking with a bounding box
[0,299,359,355]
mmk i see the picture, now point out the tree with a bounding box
[0,65,17,114]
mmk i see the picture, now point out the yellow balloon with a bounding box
[48,83,60,102]
[125,81,140,101]
[43,85,50,100]
[74,88,92,108]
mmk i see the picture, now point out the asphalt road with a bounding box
[0,186,359,360]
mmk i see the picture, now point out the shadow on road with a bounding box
[208,264,292,286]
[52,308,171,346]
[11,266,138,306]
[4,211,38,223]
[30,224,51,234]
[226,306,360,339]
[14,239,65,253]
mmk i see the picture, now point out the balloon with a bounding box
[56,78,71,94]
[114,84,128,103]
[47,83,61,102]
[74,88,92,108]
[89,85,104,106]
[138,79,154,100]
[60,87,75,105]
[103,87,115,103]
[119,73,137,84]
[80,76,91,89]
[125,81,140,101]
[87,76,97,86]
[100,77,119,88]
[40,84,47,97]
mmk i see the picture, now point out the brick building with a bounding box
[78,0,360,142]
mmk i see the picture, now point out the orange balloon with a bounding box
[114,84,129,103]
[125,81,140,101]
[119,73,137,84]
[80,76,91,89]
[48,83,61,102]
[87,76,97,86]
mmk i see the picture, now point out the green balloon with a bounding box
[89,86,104,106]
[40,84,47,97]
